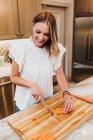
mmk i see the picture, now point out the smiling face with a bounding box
[32,22,50,48]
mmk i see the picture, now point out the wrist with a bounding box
[63,91,70,97]
[29,82,35,88]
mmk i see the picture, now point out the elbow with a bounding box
[10,75,14,83]
[10,73,20,84]
[10,75,16,84]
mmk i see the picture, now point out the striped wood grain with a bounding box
[8,92,93,140]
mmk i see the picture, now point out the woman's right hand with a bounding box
[31,82,43,101]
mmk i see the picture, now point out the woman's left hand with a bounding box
[63,94,74,113]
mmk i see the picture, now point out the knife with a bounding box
[40,97,60,121]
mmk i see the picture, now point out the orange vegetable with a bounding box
[53,107,65,115]
[32,116,37,121]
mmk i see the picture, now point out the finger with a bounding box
[64,102,70,112]
[32,93,36,98]
[65,102,72,113]
[38,95,41,101]
[32,92,37,99]
[69,104,74,112]
[65,103,74,113]
[35,94,39,100]
[67,106,72,113]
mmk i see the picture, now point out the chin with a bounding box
[33,38,45,47]
[36,42,45,47]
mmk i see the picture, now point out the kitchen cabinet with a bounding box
[75,0,93,17]
[0,77,15,119]
[0,0,38,40]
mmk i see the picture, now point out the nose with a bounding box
[39,34,44,41]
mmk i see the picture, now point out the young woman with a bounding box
[9,11,74,113]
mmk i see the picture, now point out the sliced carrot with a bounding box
[53,107,65,115]
[32,116,37,121]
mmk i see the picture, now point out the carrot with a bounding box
[32,116,37,121]
[53,107,65,115]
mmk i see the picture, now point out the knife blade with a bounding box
[40,97,60,121]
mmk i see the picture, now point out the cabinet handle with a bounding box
[84,35,87,61]
[87,35,91,62]
[20,33,24,37]
[16,33,20,36]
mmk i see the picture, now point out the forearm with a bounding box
[56,67,74,113]
[56,66,68,92]
[10,75,33,88]
[10,75,43,100]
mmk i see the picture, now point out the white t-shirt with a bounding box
[9,38,66,110]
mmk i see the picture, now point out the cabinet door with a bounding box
[75,0,90,17]
[90,0,93,15]
[0,77,15,118]
[18,0,38,38]
[0,0,20,39]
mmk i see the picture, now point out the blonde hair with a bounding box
[32,11,59,56]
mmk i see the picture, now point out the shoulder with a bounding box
[54,43,67,58]
[10,38,30,52]
[11,38,29,47]
[57,43,66,53]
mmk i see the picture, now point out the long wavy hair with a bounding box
[32,11,59,56]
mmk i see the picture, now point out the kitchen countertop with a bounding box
[0,63,11,78]
[0,76,93,140]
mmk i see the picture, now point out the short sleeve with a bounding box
[53,43,66,72]
[9,41,25,72]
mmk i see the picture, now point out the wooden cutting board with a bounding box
[8,92,93,140]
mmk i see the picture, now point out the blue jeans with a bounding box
[16,106,20,112]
